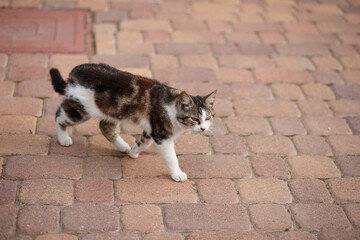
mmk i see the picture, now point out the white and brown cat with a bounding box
[50,63,216,182]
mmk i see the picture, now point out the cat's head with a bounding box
[176,90,216,133]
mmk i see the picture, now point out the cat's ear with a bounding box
[179,91,193,107]
[204,90,217,107]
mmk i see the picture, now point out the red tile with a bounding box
[0,9,88,53]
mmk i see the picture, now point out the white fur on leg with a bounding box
[113,135,131,153]
[56,122,73,146]
[156,139,187,182]
[128,144,140,159]
[128,137,153,159]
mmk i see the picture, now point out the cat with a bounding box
[50,63,216,182]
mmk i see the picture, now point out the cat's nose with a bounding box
[200,127,205,131]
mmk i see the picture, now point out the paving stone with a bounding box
[0,157,3,178]
[247,135,296,156]
[335,156,360,177]
[74,179,113,204]
[179,155,252,179]
[332,45,358,57]
[250,156,290,179]
[327,178,360,203]
[0,134,49,156]
[214,68,253,83]
[260,32,286,44]
[290,204,350,231]
[4,155,82,180]
[347,117,360,134]
[143,233,182,240]
[0,81,15,97]
[238,43,275,56]
[272,83,305,100]
[0,115,37,134]
[91,54,149,68]
[0,205,16,234]
[120,205,163,233]
[164,204,250,232]
[82,233,138,240]
[17,206,59,234]
[169,82,230,100]
[35,234,77,240]
[330,100,360,117]
[236,178,292,203]
[302,83,335,100]
[36,115,57,135]
[225,32,260,44]
[15,80,57,98]
[277,232,317,240]
[255,69,314,84]
[150,55,178,69]
[50,135,87,157]
[292,135,332,156]
[318,230,360,240]
[129,9,153,19]
[122,155,167,178]
[232,83,273,100]
[289,179,332,203]
[225,117,272,135]
[115,178,197,204]
[117,31,142,43]
[220,55,275,69]
[121,20,171,31]
[213,99,234,117]
[211,43,239,56]
[234,100,300,117]
[342,204,359,230]
[312,56,343,70]
[304,117,352,135]
[328,136,360,155]
[117,42,155,55]
[153,67,213,83]
[83,156,122,179]
[62,204,119,234]
[19,179,72,205]
[50,54,89,77]
[0,180,17,205]
[270,117,306,136]
[287,156,340,178]
[156,43,211,55]
[43,97,63,116]
[276,43,330,56]
[313,70,344,84]
[88,134,135,156]
[299,100,333,117]
[332,84,360,99]
[210,135,248,155]
[249,204,293,232]
[186,232,272,240]
[8,53,48,67]
[175,134,211,155]
[0,97,42,116]
[179,55,217,69]
[73,119,101,135]
[197,179,238,204]
[341,56,360,69]
[342,70,360,84]
[95,10,127,22]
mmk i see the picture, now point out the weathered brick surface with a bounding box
[289,179,332,203]
[62,204,119,234]
[330,100,360,117]
[298,100,333,117]
[249,204,293,232]
[164,204,250,232]
[290,204,350,231]
[255,69,313,84]
[0,180,17,205]
[35,234,77,240]
[236,179,292,203]
[318,230,360,240]
[292,135,333,156]
[344,204,360,228]
[187,232,272,240]
[232,83,273,100]
[335,156,360,177]
[234,100,300,117]
[287,156,340,178]
[270,117,306,136]
[304,117,352,135]
[120,205,163,233]
[0,115,36,134]
[115,178,197,204]
[4,155,82,180]
[197,179,238,204]
[19,179,72,205]
[328,136,360,155]
[143,233,182,240]
[0,134,49,156]
[247,135,296,156]
[83,156,122,179]
[0,97,42,116]
[88,134,135,156]
[74,179,114,204]
[17,206,60,234]
[225,117,272,135]
[82,233,138,240]
[327,178,360,203]
[0,81,15,97]
[0,205,16,234]
[277,232,317,240]
[272,83,304,100]
[210,135,248,155]
[50,135,87,157]
[250,156,289,179]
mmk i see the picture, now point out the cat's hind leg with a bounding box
[99,120,131,153]
[55,98,89,146]
[128,130,153,158]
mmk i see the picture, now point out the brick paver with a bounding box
[1,1,360,239]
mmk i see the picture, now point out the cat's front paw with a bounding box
[171,171,188,182]
[59,136,73,146]
[128,144,139,158]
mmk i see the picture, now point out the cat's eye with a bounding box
[191,117,199,122]
[206,116,212,121]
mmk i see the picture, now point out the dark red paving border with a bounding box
[0,9,88,53]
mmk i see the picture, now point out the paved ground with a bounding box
[1,0,360,239]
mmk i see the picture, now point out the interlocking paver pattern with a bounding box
[1,0,360,239]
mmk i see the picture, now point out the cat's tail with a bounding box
[50,68,66,95]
